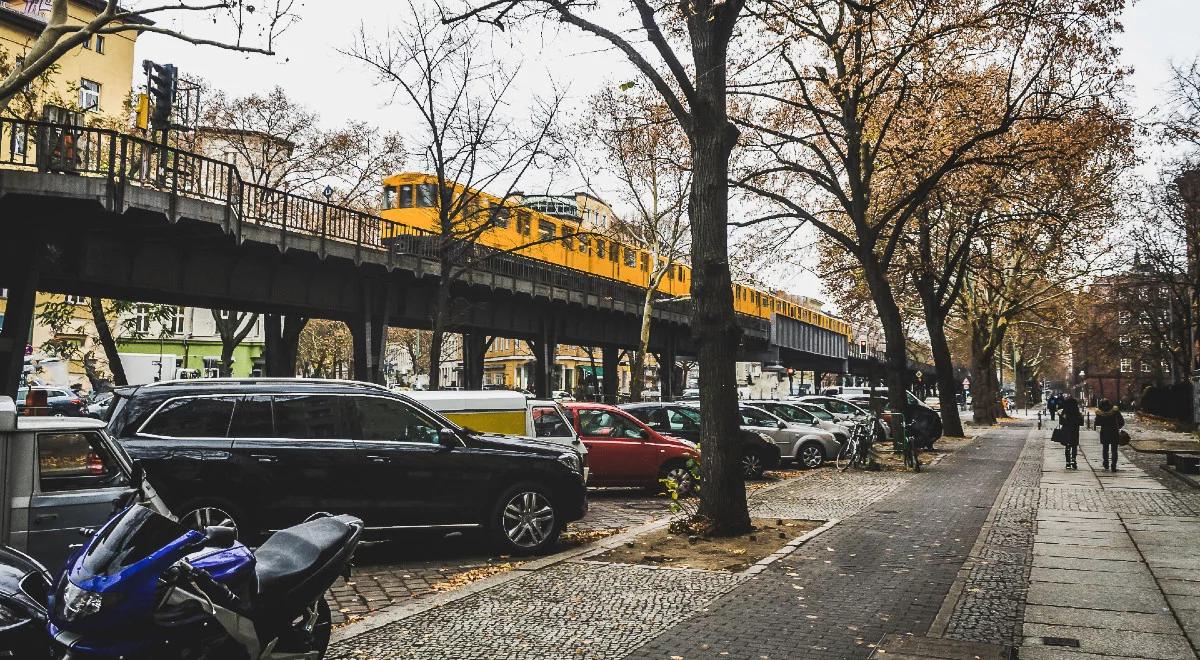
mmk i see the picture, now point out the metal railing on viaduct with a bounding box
[0,117,851,397]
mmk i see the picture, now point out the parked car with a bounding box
[15,386,88,417]
[106,379,588,554]
[0,396,170,574]
[796,395,869,423]
[743,399,850,442]
[619,402,782,478]
[551,390,576,402]
[85,391,114,419]
[704,404,838,469]
[563,402,700,492]
[406,390,587,480]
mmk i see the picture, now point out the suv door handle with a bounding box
[366,455,391,464]
[251,454,279,464]
[34,513,58,524]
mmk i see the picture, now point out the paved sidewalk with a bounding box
[1016,430,1199,659]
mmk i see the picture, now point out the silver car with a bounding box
[744,400,851,442]
[738,405,839,469]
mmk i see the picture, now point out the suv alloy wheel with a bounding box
[490,483,560,555]
[797,442,825,469]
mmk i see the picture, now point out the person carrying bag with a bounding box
[1057,393,1083,469]
[1095,398,1126,471]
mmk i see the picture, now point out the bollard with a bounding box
[1086,409,1092,430]
[1037,411,1043,430]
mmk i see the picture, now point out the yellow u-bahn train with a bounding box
[379,172,852,340]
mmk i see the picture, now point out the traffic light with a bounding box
[143,60,177,128]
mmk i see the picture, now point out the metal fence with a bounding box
[0,116,692,318]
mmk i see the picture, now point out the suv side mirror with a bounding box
[777,421,788,429]
[204,525,237,548]
[438,428,459,447]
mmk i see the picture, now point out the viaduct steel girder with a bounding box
[0,171,779,355]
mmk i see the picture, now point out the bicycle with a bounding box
[836,416,877,470]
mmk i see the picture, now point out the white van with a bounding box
[405,390,588,479]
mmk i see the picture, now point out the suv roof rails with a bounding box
[137,378,391,392]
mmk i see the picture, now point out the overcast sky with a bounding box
[134,0,1200,304]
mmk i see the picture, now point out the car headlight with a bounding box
[59,582,106,622]
[557,452,582,474]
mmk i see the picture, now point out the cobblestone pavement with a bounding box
[327,490,672,624]
[625,426,1028,660]
[941,428,1043,647]
[328,455,934,658]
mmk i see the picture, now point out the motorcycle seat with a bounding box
[253,516,355,605]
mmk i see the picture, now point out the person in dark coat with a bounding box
[1094,399,1125,471]
[1058,393,1083,469]
[1047,393,1059,421]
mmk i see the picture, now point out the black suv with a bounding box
[619,402,782,478]
[106,379,587,554]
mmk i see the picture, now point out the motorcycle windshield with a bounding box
[78,505,189,577]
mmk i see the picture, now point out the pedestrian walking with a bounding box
[1094,399,1125,471]
[1047,393,1059,421]
[1058,393,1083,469]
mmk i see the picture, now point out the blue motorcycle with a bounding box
[45,504,363,659]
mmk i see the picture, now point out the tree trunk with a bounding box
[862,259,909,414]
[427,265,452,390]
[915,281,965,437]
[629,285,658,404]
[969,320,1001,424]
[90,298,127,386]
[689,112,750,536]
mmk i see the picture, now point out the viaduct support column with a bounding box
[462,333,490,390]
[0,249,37,400]
[602,346,620,404]
[658,334,678,402]
[352,279,391,385]
[530,321,558,398]
[263,314,307,377]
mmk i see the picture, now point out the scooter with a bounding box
[43,504,363,659]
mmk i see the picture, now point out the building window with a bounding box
[1161,360,1170,373]
[1118,310,1130,325]
[80,79,101,112]
[81,36,91,49]
[0,288,7,298]
[132,304,150,334]
[9,127,26,156]
[94,35,105,54]
[1141,362,1151,373]
[169,307,185,334]
[1119,334,1130,346]
[1119,359,1132,373]
[64,295,86,305]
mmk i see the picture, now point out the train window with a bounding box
[416,184,437,208]
[491,205,510,229]
[623,247,636,268]
[382,185,396,209]
[538,219,557,242]
[666,264,674,280]
[679,265,687,281]
[610,242,619,262]
[517,212,531,236]
[596,241,606,259]
[398,185,414,208]
[640,253,650,272]
[577,235,589,253]
[561,225,573,246]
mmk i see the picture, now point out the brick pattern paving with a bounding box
[624,428,1028,660]
[942,431,1043,646]
[327,563,741,660]
[749,468,911,521]
[326,492,673,625]
[1038,486,1200,515]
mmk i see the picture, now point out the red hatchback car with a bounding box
[563,402,700,491]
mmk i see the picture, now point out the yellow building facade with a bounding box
[1,1,142,119]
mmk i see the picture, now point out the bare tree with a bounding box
[348,5,561,391]
[734,0,1125,416]
[36,297,175,388]
[583,87,691,402]
[448,0,754,536]
[0,0,299,110]
[212,310,259,377]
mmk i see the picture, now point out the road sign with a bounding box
[962,377,970,388]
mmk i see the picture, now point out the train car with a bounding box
[378,172,852,342]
